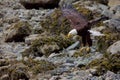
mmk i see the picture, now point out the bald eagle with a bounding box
[61,4,108,47]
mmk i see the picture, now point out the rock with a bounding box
[9,63,29,80]
[72,70,92,80]
[87,53,120,75]
[103,71,120,80]
[108,0,120,8]
[50,67,71,75]
[93,0,108,5]
[0,65,10,77]
[0,74,9,80]
[22,35,74,57]
[108,19,120,32]
[95,27,120,52]
[25,34,40,45]
[0,51,17,59]
[66,41,80,51]
[20,0,60,9]
[0,0,24,9]
[41,8,72,35]
[107,41,120,54]
[4,21,32,42]
[49,76,61,80]
[0,59,9,67]
[89,68,98,76]
[75,53,103,68]
[22,59,56,74]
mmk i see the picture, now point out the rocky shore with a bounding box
[0,0,120,80]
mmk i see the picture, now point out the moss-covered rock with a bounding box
[0,66,9,77]
[8,63,29,80]
[73,1,104,25]
[73,3,93,20]
[22,58,56,74]
[86,53,120,76]
[41,9,71,35]
[4,21,32,42]
[0,59,9,67]
[22,34,74,57]
[96,28,120,52]
[0,59,29,79]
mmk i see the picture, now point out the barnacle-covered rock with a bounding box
[4,21,32,42]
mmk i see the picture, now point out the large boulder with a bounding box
[107,41,120,54]
[4,21,32,42]
[20,0,60,9]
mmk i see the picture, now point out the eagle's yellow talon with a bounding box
[86,47,91,53]
[79,47,91,53]
[80,47,85,52]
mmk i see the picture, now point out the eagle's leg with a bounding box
[85,31,92,52]
[80,32,92,53]
[86,31,92,46]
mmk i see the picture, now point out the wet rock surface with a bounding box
[0,0,120,79]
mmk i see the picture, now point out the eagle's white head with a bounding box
[67,29,78,38]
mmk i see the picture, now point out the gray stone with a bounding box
[75,53,103,67]
[66,41,80,51]
[103,71,120,80]
[105,19,120,32]
[25,34,40,45]
[107,41,120,54]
